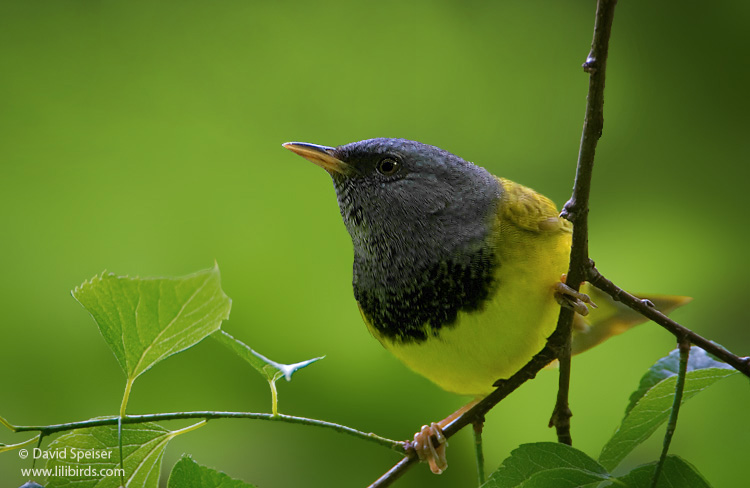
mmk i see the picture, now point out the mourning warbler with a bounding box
[283,138,688,472]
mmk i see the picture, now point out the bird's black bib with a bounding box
[354,245,498,343]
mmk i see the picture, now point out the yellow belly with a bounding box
[369,228,571,397]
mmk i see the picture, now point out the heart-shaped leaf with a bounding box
[599,347,737,470]
[168,455,257,488]
[73,265,231,408]
[46,421,203,488]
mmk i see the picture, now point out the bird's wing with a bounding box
[496,177,572,234]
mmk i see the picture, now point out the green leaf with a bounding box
[72,265,231,382]
[213,329,323,414]
[515,468,610,488]
[167,455,257,488]
[213,329,323,383]
[617,455,711,488]
[481,443,709,488]
[625,346,733,415]
[45,421,204,488]
[599,350,737,471]
[481,442,611,488]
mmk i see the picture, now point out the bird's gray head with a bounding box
[284,138,501,289]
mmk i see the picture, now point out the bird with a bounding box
[283,138,689,474]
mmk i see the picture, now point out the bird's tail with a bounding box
[570,284,692,356]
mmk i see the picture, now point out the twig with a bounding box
[117,416,124,485]
[368,339,564,487]
[551,0,618,445]
[369,1,621,484]
[369,457,413,487]
[33,434,44,469]
[473,416,486,486]
[651,337,690,488]
[587,266,750,378]
[549,324,574,445]
[4,411,403,452]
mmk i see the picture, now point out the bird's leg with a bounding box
[554,274,597,316]
[411,399,480,474]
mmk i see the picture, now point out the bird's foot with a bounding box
[412,422,448,474]
[410,400,479,474]
[555,275,597,316]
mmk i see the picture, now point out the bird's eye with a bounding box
[376,157,401,176]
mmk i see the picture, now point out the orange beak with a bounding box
[282,142,353,175]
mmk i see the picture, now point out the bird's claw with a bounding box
[554,276,597,316]
[412,422,448,474]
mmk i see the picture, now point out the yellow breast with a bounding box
[362,178,572,397]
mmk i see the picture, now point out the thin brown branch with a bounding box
[369,0,620,485]
[371,0,749,472]
[587,265,750,377]
[550,0,618,444]
[369,457,414,488]
[368,334,565,487]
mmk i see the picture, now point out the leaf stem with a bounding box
[6,411,403,452]
[117,377,133,484]
[0,433,40,454]
[650,338,690,488]
[32,434,45,469]
[120,377,134,417]
[269,380,279,416]
[0,414,16,432]
[168,419,207,438]
[473,417,486,486]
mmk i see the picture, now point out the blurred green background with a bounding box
[2,1,748,486]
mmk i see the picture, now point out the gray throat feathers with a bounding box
[333,168,503,343]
